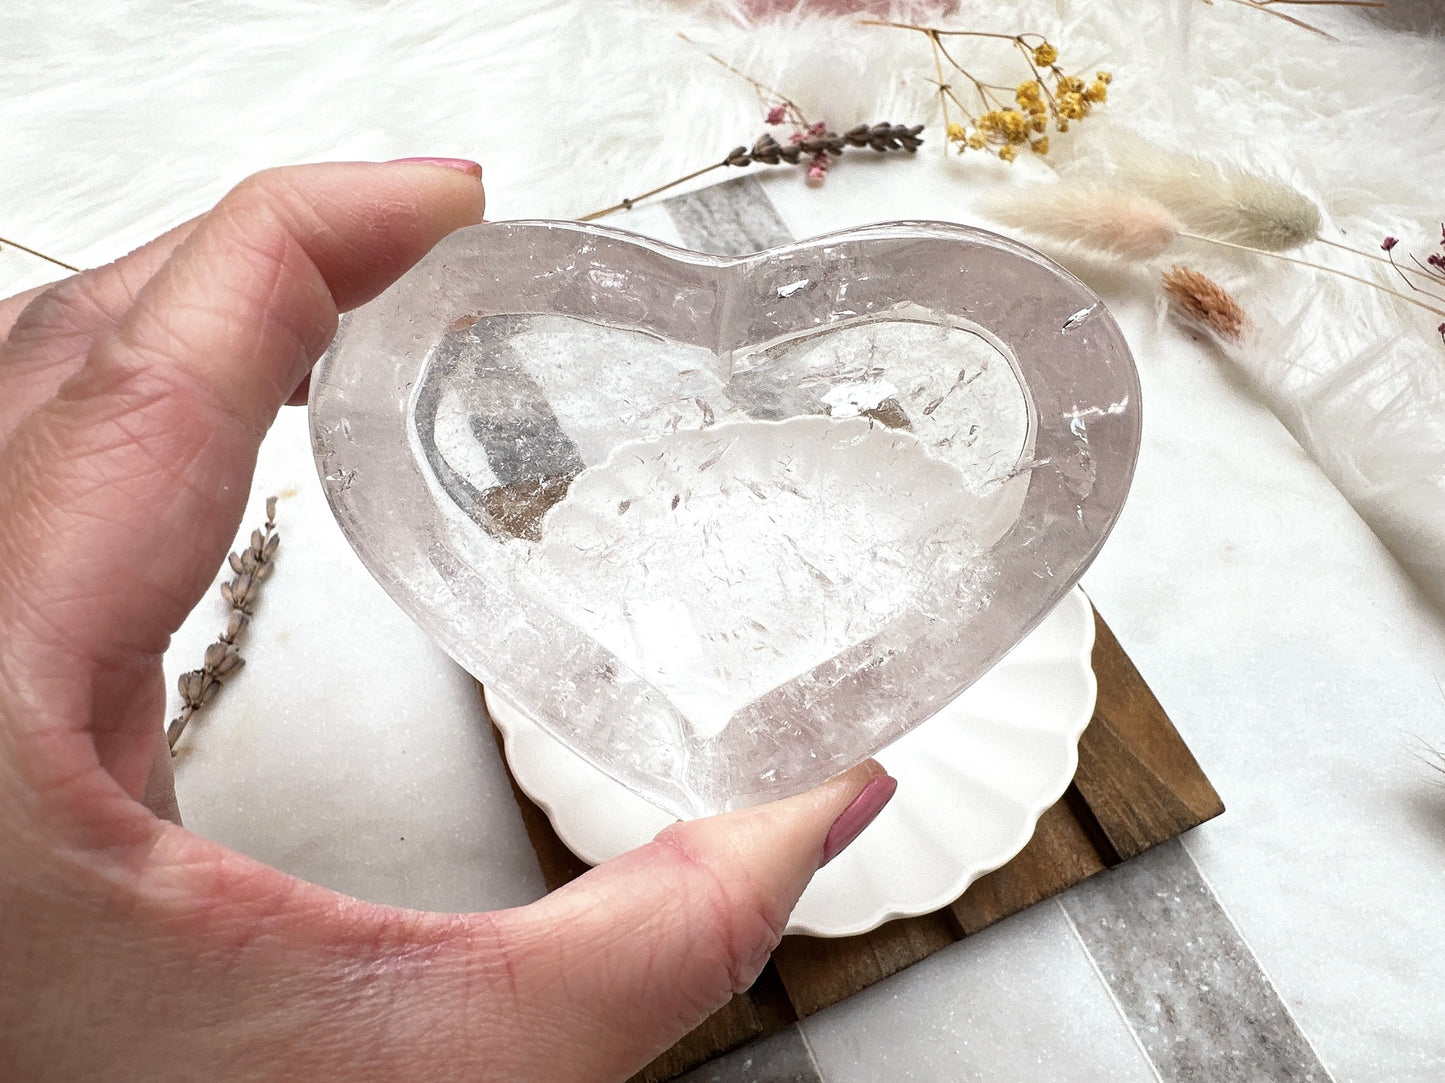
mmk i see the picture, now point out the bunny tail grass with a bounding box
[978,185,1181,261]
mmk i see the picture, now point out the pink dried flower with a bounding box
[1381,236,1398,251]
[805,150,831,186]
[766,104,787,125]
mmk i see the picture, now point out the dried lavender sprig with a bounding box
[166,496,280,753]
[579,123,924,223]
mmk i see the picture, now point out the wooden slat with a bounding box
[950,791,1108,935]
[1072,611,1226,860]
[771,911,958,1017]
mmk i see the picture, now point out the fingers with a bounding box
[1,758,893,1080]
[480,760,897,1080]
[95,160,485,436]
[0,161,484,811]
[0,218,200,443]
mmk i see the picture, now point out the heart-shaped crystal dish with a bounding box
[310,220,1140,817]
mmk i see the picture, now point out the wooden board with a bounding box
[483,605,1223,1082]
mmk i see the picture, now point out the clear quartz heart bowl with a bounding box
[310,220,1140,818]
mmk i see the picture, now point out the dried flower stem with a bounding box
[1209,0,1387,42]
[0,234,79,273]
[166,497,280,753]
[578,124,924,222]
[579,163,730,222]
[1181,230,1445,321]
[677,32,812,128]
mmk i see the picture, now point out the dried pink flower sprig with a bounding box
[166,497,280,753]
[1380,226,1445,342]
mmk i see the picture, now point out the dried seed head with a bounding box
[1162,265,1249,342]
[203,641,231,671]
[178,669,207,705]
[265,496,277,522]
[224,610,249,642]
[224,573,256,611]
[213,649,245,678]
[228,552,245,575]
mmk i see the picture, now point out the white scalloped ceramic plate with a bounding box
[486,586,1096,937]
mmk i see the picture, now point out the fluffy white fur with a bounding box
[2,0,1443,603]
[977,184,1183,259]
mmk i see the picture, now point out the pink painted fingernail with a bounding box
[387,157,483,179]
[821,773,897,866]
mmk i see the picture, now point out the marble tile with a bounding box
[666,176,793,255]
[1060,839,1329,1082]
[800,902,1159,1083]
[676,1026,824,1083]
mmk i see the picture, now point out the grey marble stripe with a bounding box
[1059,840,1333,1083]
[675,1025,825,1083]
[665,176,794,256]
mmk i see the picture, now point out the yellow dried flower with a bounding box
[1096,71,1113,84]
[946,122,967,142]
[1030,113,1048,133]
[1057,92,1088,120]
[1031,137,1050,155]
[1032,42,1058,66]
[1056,75,1085,95]
[966,133,986,150]
[1015,80,1042,106]
[1084,80,1109,104]
[998,144,1018,162]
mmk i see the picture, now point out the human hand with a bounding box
[0,161,897,1081]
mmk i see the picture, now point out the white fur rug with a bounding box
[3,0,1443,605]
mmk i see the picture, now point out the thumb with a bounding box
[492,760,897,1080]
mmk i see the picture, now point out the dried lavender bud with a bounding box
[213,650,244,678]
[203,641,231,671]
[263,532,280,560]
[228,552,245,575]
[178,669,207,706]
[223,573,256,611]
[223,610,249,643]
[265,496,277,522]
